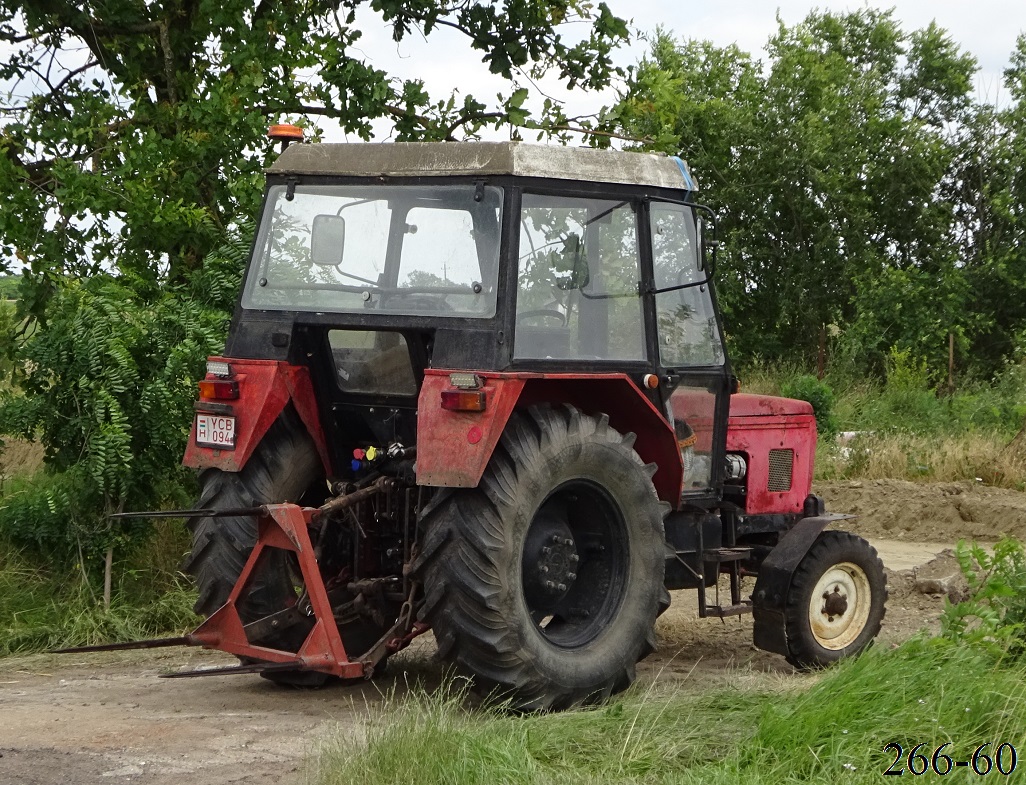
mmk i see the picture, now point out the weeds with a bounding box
[941,538,1026,658]
[315,640,1026,785]
[0,524,199,655]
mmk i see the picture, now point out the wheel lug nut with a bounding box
[567,572,576,582]
[539,565,548,573]
[557,583,567,592]
[551,535,561,544]
[570,554,579,563]
[562,538,573,547]
[542,546,551,555]
[545,580,556,590]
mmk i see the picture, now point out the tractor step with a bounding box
[702,547,752,563]
[704,601,753,618]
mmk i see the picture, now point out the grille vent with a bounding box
[767,449,794,492]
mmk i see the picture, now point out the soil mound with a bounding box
[816,479,1026,543]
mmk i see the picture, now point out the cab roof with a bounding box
[268,141,697,192]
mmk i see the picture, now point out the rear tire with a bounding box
[414,404,669,711]
[783,531,887,669]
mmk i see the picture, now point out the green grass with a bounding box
[0,524,200,655]
[739,360,1026,487]
[315,639,1026,785]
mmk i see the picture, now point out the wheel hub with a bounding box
[523,511,579,605]
[822,586,849,618]
[809,562,872,651]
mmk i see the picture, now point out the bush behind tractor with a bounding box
[66,132,887,710]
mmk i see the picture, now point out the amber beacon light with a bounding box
[268,124,304,150]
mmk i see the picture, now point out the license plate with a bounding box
[195,414,236,449]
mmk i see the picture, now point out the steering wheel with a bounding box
[517,309,568,327]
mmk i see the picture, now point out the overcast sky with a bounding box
[346,1,1024,141]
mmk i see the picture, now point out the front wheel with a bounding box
[783,531,887,668]
[414,404,670,711]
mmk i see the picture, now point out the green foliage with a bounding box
[0,1,628,297]
[316,640,1026,785]
[609,14,1026,380]
[0,527,199,655]
[942,538,1026,658]
[780,374,837,435]
[0,275,17,301]
[0,228,247,576]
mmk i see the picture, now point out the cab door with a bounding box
[647,200,731,495]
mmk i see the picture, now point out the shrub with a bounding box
[780,374,837,435]
[941,537,1026,659]
[0,226,248,591]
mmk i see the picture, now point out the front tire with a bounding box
[783,531,887,668]
[414,404,669,711]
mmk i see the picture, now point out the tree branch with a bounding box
[156,20,178,105]
[538,123,654,144]
[443,110,505,141]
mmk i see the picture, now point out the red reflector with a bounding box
[198,379,239,400]
[440,390,487,412]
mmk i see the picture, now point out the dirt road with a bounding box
[0,531,962,785]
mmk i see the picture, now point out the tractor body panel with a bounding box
[184,358,331,474]
[725,393,817,515]
[415,371,526,487]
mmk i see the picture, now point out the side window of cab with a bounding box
[515,194,645,361]
[650,202,725,368]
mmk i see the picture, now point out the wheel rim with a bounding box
[808,561,872,650]
[520,479,628,649]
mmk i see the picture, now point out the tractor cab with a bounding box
[217,141,731,504]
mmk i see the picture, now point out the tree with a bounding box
[949,35,1026,375]
[0,1,630,595]
[608,11,982,376]
[0,1,628,296]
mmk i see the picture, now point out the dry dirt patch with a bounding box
[817,478,1026,542]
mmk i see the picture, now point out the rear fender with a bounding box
[416,371,682,504]
[183,357,330,474]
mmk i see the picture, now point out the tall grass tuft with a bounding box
[816,431,1026,487]
[0,525,199,655]
[729,639,1026,783]
[315,641,1026,785]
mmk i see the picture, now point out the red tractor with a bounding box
[85,132,886,710]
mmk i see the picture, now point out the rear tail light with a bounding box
[198,378,239,400]
[440,390,487,412]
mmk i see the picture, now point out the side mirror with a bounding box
[698,214,718,276]
[311,214,346,266]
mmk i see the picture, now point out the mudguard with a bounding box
[183,357,331,474]
[415,370,683,504]
[751,512,853,656]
